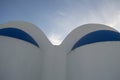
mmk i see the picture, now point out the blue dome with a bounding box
[0,28,39,47]
[72,30,120,50]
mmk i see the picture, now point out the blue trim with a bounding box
[72,30,120,50]
[0,28,39,47]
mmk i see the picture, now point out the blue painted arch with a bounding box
[72,30,120,50]
[0,28,39,47]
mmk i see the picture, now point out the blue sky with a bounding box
[1,0,120,45]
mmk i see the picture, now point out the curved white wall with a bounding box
[0,22,120,80]
[61,24,117,53]
[0,22,45,80]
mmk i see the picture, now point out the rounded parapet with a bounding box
[0,21,52,51]
[61,24,119,53]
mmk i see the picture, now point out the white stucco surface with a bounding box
[0,21,120,80]
[67,42,120,80]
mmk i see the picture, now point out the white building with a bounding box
[0,21,120,80]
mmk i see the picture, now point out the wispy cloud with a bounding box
[48,33,62,45]
[1,0,120,45]
[45,0,120,45]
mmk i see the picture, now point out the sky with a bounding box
[1,0,120,45]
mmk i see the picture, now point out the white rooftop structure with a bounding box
[0,21,120,80]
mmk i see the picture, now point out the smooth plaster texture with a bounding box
[67,42,120,80]
[0,21,120,80]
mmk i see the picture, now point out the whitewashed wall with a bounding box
[0,22,48,80]
[67,42,120,80]
[0,36,42,80]
[0,22,120,80]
